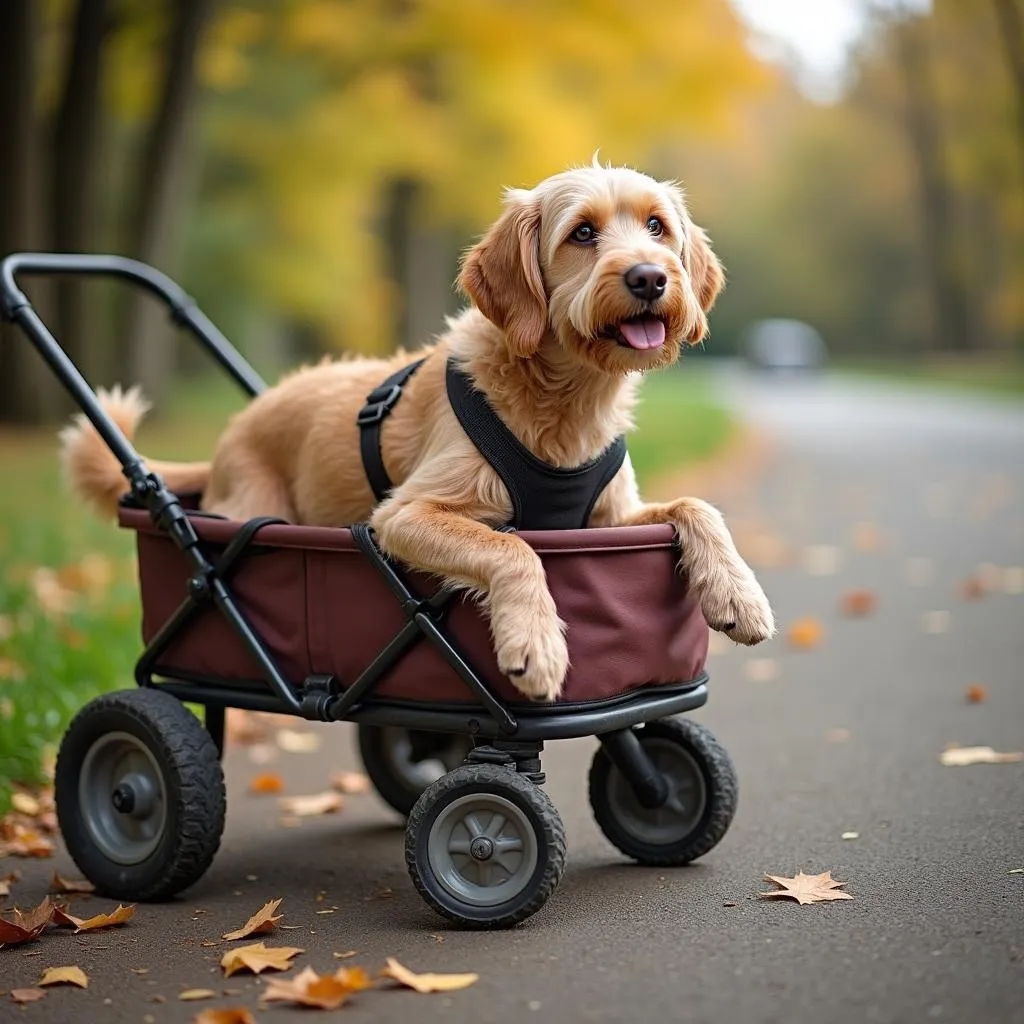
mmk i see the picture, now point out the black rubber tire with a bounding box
[588,716,738,867]
[358,725,474,818]
[55,688,226,901]
[406,763,567,929]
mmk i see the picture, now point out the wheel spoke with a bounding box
[447,837,472,856]
[463,812,485,838]
[484,813,507,838]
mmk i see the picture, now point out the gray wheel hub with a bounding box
[79,731,168,865]
[427,793,538,907]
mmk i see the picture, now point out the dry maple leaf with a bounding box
[964,686,988,704]
[0,822,55,858]
[49,872,95,895]
[0,871,19,898]
[248,772,285,795]
[39,966,89,988]
[179,988,217,1001]
[10,988,46,1003]
[939,746,1024,767]
[194,1009,258,1024]
[0,896,53,945]
[787,617,824,650]
[51,902,135,932]
[759,870,854,906]
[840,589,877,617]
[222,898,283,940]
[330,771,370,795]
[261,964,373,1010]
[277,792,344,818]
[381,957,480,993]
[221,941,304,977]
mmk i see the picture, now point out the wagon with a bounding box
[0,254,738,928]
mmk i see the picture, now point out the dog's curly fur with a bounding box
[61,162,775,701]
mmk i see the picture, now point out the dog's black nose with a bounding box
[624,263,667,301]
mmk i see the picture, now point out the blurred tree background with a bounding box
[1,0,1021,426]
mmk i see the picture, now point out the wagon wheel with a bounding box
[588,716,738,867]
[358,725,474,817]
[405,763,566,928]
[55,688,225,901]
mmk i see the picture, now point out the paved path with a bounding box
[5,366,1023,1023]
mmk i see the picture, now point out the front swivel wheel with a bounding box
[405,763,566,929]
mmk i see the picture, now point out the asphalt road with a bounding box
[4,366,1023,1024]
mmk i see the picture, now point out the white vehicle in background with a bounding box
[742,318,827,374]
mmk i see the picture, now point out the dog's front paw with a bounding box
[698,562,775,646]
[490,591,569,702]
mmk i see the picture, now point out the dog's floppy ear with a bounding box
[458,189,547,358]
[665,183,725,335]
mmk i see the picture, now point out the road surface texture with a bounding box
[4,366,1023,1023]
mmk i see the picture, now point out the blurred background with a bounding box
[1,0,1023,811]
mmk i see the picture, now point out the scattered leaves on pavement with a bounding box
[787,617,824,650]
[10,793,40,817]
[0,822,55,858]
[248,772,285,795]
[221,942,304,977]
[276,729,320,753]
[49,872,95,895]
[10,988,46,1004]
[38,966,89,988]
[278,792,344,817]
[330,771,370,795]
[0,896,54,946]
[964,686,988,704]
[0,871,19,898]
[759,870,854,906]
[261,965,373,1010]
[939,746,1024,766]
[743,658,779,683]
[380,957,480,993]
[51,903,135,932]
[194,1009,258,1024]
[222,898,283,940]
[179,989,217,1001]
[840,589,877,617]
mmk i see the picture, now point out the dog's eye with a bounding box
[646,216,664,236]
[571,223,596,244]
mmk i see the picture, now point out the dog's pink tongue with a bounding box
[618,318,666,350]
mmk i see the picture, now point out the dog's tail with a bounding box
[59,384,211,520]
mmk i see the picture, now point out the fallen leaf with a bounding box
[1009,868,1024,875]
[0,822,55,858]
[222,898,283,940]
[787,617,824,650]
[922,610,951,635]
[221,942,304,977]
[0,896,53,945]
[10,988,45,1003]
[248,772,285,795]
[51,903,135,932]
[276,729,320,753]
[261,965,372,1010]
[330,771,370,795]
[277,792,343,817]
[39,966,89,988]
[964,686,987,704]
[758,870,854,906]
[958,577,987,600]
[179,989,217,1001]
[130,968,150,975]
[49,872,95,895]
[10,793,40,817]
[333,950,357,960]
[840,589,877,617]
[841,831,859,840]
[381,957,479,993]
[194,1010,258,1024]
[939,746,1024,767]
[0,871,19,897]
[742,657,779,683]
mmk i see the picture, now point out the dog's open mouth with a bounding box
[600,315,666,351]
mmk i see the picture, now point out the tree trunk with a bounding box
[49,0,111,388]
[0,0,56,425]
[892,14,973,351]
[117,0,212,402]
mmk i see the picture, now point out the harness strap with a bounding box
[358,357,427,502]
[445,358,627,531]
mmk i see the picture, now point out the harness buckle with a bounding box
[357,384,403,426]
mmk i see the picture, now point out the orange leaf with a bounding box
[958,577,987,600]
[787,617,824,650]
[49,872,95,895]
[840,589,877,617]
[330,771,370,795]
[0,822,55,858]
[0,896,53,945]
[277,792,343,817]
[51,902,135,932]
[248,772,285,795]
[759,870,854,905]
[10,988,45,1003]
[38,966,89,988]
[220,942,304,977]
[222,898,282,940]
[261,965,372,1010]
[193,1010,258,1024]
[965,685,987,704]
[381,957,479,993]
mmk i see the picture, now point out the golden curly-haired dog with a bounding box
[62,162,775,701]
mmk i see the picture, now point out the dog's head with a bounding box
[458,163,723,374]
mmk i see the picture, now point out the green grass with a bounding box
[834,354,1024,401]
[0,366,730,814]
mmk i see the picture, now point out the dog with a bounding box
[61,161,775,702]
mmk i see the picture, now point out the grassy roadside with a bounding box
[0,366,731,814]
[833,354,1024,400]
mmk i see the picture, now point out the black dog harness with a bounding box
[357,357,627,531]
